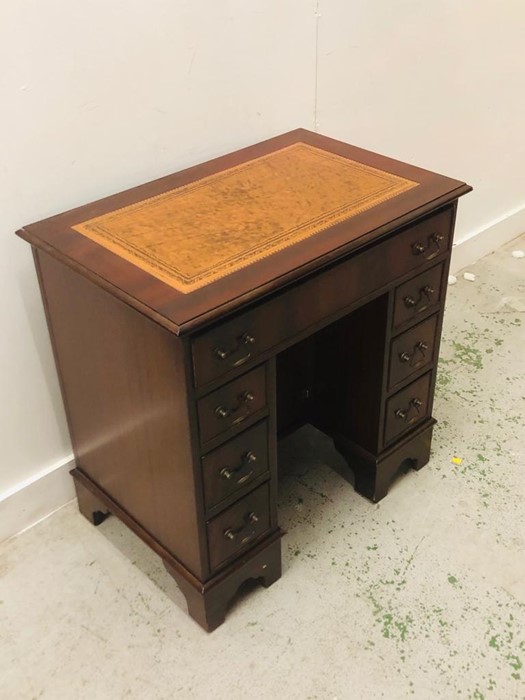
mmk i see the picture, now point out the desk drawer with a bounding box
[197,365,267,444]
[388,314,438,390]
[192,207,454,387]
[392,264,445,330]
[384,372,432,445]
[403,207,452,265]
[207,483,270,571]
[202,420,269,510]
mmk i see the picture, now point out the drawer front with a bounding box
[192,208,454,387]
[403,207,452,265]
[202,421,270,510]
[207,483,270,571]
[388,314,439,390]
[197,365,267,444]
[384,372,432,445]
[392,263,445,330]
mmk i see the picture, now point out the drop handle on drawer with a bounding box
[395,398,423,421]
[404,285,435,309]
[412,233,445,256]
[399,341,429,364]
[215,391,254,420]
[220,451,257,484]
[224,512,259,542]
[214,332,256,367]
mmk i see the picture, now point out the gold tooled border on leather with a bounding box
[73,143,418,293]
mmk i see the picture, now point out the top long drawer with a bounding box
[192,206,454,387]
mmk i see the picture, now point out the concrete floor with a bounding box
[1,234,524,700]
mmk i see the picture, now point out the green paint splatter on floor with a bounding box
[381,612,413,642]
[436,366,453,389]
[489,636,500,650]
[484,612,525,685]
[507,654,522,679]
[452,342,484,370]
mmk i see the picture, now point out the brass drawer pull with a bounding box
[404,285,435,310]
[220,451,257,484]
[224,512,259,542]
[399,341,429,365]
[215,391,254,420]
[214,333,256,367]
[395,397,423,421]
[411,233,444,257]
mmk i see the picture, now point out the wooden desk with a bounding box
[17,130,471,631]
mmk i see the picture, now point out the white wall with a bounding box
[0,0,317,535]
[1,0,524,537]
[316,0,525,249]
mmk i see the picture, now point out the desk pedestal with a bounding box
[334,420,435,503]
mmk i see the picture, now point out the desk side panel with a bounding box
[35,250,205,578]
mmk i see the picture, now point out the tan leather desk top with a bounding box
[17,129,470,334]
